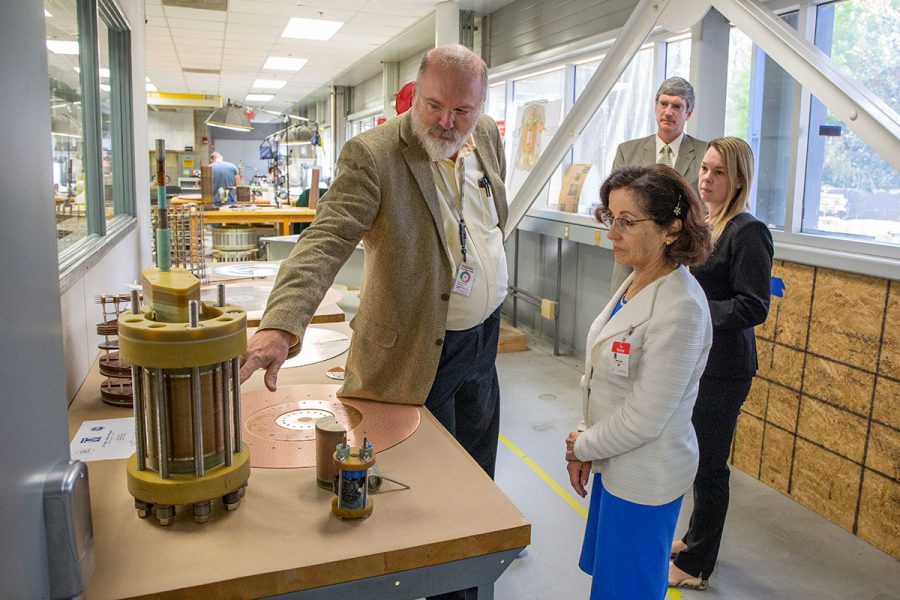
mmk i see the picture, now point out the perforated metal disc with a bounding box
[281,327,350,369]
[201,284,343,325]
[241,384,420,468]
[208,261,281,281]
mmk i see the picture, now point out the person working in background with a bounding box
[239,44,508,494]
[210,151,240,206]
[609,77,706,291]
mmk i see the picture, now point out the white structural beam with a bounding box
[505,0,900,238]
[435,1,460,46]
[713,0,900,172]
[505,0,671,238]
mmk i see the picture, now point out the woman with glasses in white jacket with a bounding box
[565,164,713,599]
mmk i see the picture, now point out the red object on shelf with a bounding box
[395,81,416,114]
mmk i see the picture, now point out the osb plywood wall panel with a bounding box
[731,265,899,559]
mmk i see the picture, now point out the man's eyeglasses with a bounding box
[598,210,653,231]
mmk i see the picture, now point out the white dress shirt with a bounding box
[431,137,508,331]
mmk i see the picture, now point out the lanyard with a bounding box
[435,158,494,265]
[436,159,469,263]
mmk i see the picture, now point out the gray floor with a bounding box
[492,333,900,600]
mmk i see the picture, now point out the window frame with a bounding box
[488,2,899,280]
[57,0,136,281]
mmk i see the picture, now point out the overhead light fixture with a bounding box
[246,94,274,102]
[46,40,79,55]
[264,56,307,71]
[146,83,158,92]
[281,124,314,146]
[206,100,253,132]
[281,17,344,41]
[252,79,287,90]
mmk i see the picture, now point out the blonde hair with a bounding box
[706,137,754,244]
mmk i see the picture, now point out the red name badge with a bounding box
[611,341,631,354]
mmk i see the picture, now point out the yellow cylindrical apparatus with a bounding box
[332,439,376,520]
[119,267,250,526]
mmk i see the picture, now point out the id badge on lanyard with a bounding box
[453,262,476,297]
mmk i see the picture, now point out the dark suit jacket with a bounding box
[691,212,774,379]
[260,112,507,405]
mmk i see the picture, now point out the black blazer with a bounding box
[691,212,774,379]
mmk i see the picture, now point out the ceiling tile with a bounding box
[163,5,228,22]
[229,0,292,16]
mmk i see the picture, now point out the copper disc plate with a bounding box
[281,327,350,369]
[241,384,420,468]
[208,261,281,281]
[201,285,343,324]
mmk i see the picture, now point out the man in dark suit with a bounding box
[609,77,706,292]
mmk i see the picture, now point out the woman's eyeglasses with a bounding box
[598,210,653,231]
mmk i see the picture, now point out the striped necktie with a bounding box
[659,144,673,167]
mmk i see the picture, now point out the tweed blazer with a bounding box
[259,112,507,405]
[574,266,712,505]
[611,133,707,190]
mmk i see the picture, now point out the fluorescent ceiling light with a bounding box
[46,40,79,55]
[246,94,274,102]
[281,17,344,41]
[252,79,287,89]
[146,83,158,92]
[264,56,307,71]
[146,76,151,82]
[45,9,52,17]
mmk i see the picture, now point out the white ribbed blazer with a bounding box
[573,266,712,506]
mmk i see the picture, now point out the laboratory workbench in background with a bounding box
[67,323,530,599]
[172,195,317,236]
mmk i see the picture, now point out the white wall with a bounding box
[147,109,195,150]
[60,229,141,399]
[351,72,384,114]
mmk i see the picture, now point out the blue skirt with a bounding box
[579,474,682,599]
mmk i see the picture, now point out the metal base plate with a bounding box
[240,384,420,468]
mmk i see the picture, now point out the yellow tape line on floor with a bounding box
[498,432,588,520]
[498,432,683,600]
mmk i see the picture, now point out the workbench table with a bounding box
[68,323,530,599]
[194,204,317,236]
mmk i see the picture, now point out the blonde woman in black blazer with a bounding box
[669,137,774,590]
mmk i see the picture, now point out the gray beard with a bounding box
[411,109,477,160]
